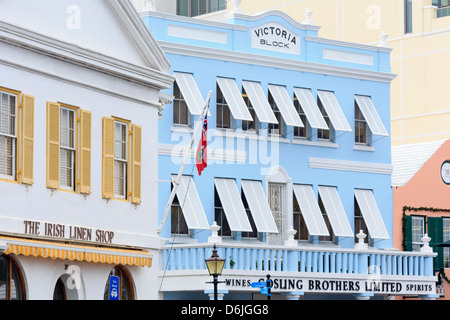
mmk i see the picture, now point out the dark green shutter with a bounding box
[428,217,444,272]
[404,215,413,251]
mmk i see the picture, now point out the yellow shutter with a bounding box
[131,124,142,204]
[79,110,92,194]
[21,94,34,185]
[46,102,60,189]
[102,117,114,199]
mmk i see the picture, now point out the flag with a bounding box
[196,113,208,175]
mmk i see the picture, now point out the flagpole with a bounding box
[157,90,212,234]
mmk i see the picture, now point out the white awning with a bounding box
[173,72,210,116]
[241,180,278,233]
[293,88,329,130]
[317,90,352,132]
[217,77,253,121]
[293,184,329,236]
[171,175,210,230]
[268,84,304,127]
[242,81,278,124]
[355,95,388,136]
[354,189,390,239]
[214,178,253,232]
[318,186,354,237]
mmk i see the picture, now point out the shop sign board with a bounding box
[109,275,120,300]
[251,22,300,55]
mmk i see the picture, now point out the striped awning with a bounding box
[0,236,152,268]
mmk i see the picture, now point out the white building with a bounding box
[0,0,173,299]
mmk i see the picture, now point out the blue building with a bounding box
[142,8,438,300]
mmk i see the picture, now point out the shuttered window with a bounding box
[0,90,17,181]
[47,102,91,193]
[102,117,141,204]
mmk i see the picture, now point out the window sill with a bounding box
[171,125,194,134]
[353,144,375,152]
[292,138,338,148]
[214,128,265,141]
[267,134,290,144]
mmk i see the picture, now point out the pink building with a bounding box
[393,139,450,299]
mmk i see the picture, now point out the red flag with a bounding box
[196,114,208,175]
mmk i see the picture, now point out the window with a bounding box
[0,91,17,181]
[241,190,257,238]
[59,107,76,191]
[405,0,412,33]
[411,216,425,252]
[214,187,231,237]
[318,195,334,242]
[444,218,450,268]
[354,197,370,244]
[171,194,189,235]
[268,183,286,245]
[173,82,191,127]
[102,117,141,204]
[216,84,233,129]
[0,89,34,185]
[47,102,91,193]
[0,255,25,300]
[104,266,134,300]
[177,0,226,17]
[317,97,332,141]
[268,92,285,136]
[355,100,369,145]
[242,88,258,132]
[293,193,308,241]
[293,97,308,139]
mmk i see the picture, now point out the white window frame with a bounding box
[444,218,450,268]
[411,216,425,252]
[0,91,17,181]
[59,107,76,191]
[114,120,128,199]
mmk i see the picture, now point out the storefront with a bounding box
[140,6,438,299]
[0,0,173,299]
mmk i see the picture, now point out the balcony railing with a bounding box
[162,240,436,277]
[437,6,450,18]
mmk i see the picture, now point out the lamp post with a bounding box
[205,244,225,300]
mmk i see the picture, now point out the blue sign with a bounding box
[250,281,266,288]
[109,275,120,300]
[260,287,270,295]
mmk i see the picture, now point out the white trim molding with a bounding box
[309,157,393,175]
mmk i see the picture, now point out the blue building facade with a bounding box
[142,10,438,300]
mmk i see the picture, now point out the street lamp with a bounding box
[205,244,225,300]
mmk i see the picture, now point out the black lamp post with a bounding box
[205,244,225,300]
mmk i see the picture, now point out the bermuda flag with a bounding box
[196,113,208,175]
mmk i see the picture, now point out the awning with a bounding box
[214,178,252,232]
[293,184,329,236]
[317,90,352,132]
[293,88,328,130]
[174,72,210,116]
[354,95,388,136]
[318,186,354,237]
[242,81,278,124]
[268,84,304,127]
[241,180,278,233]
[0,236,152,267]
[171,175,210,230]
[217,77,253,121]
[354,189,390,239]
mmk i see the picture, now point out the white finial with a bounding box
[420,234,433,253]
[302,8,315,25]
[378,31,389,48]
[284,227,298,247]
[208,221,222,243]
[354,230,368,250]
[228,0,242,14]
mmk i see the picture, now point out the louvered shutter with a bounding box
[79,110,91,194]
[21,94,34,185]
[131,124,142,204]
[46,102,60,189]
[404,215,413,251]
[428,217,444,272]
[102,117,114,199]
